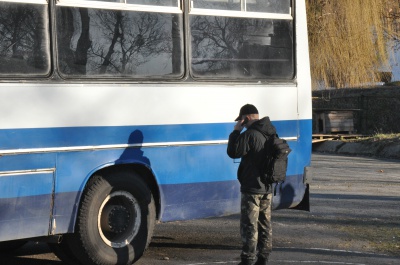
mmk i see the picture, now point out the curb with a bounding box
[312,140,400,160]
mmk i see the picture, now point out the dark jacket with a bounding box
[227,117,276,194]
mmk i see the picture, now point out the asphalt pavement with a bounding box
[136,153,400,264]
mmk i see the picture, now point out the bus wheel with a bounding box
[66,171,156,265]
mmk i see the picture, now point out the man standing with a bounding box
[227,104,276,265]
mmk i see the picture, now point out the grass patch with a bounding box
[386,81,400,86]
[337,224,400,255]
[344,133,400,143]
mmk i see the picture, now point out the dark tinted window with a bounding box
[247,0,291,14]
[126,0,178,6]
[56,7,184,79]
[192,0,291,13]
[190,16,293,80]
[82,0,179,6]
[0,2,50,77]
[192,0,241,11]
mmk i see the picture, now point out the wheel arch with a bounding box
[72,162,162,233]
[63,163,158,265]
[96,163,162,221]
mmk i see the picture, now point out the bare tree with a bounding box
[74,8,91,73]
[89,9,173,75]
[98,10,123,74]
[191,16,244,70]
[171,14,182,74]
[0,3,49,74]
[57,7,75,73]
[57,7,92,75]
[190,15,291,78]
[57,7,178,77]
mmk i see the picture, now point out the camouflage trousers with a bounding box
[240,192,273,261]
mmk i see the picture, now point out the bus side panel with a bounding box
[52,143,240,233]
[0,172,54,241]
[0,153,56,241]
[160,180,240,221]
[272,119,312,209]
[159,119,312,221]
[53,150,126,234]
[261,118,310,209]
[51,191,81,234]
[0,119,311,235]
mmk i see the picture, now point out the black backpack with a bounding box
[257,131,292,184]
[263,134,292,184]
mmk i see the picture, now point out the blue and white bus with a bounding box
[0,0,312,264]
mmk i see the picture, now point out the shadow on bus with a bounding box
[274,183,295,210]
[117,130,151,166]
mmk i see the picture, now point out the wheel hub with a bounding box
[98,191,141,248]
[108,205,130,233]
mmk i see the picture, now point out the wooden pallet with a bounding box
[312,134,365,143]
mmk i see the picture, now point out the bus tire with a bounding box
[66,171,156,265]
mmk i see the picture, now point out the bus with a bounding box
[0,0,312,264]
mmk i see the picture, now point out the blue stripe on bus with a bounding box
[0,120,311,188]
[0,120,301,149]
[0,152,56,181]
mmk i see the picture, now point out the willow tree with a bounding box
[306,0,398,89]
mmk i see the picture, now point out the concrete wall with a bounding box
[312,86,400,134]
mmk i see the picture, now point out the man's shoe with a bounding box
[254,254,269,265]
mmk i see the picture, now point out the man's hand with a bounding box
[234,120,244,131]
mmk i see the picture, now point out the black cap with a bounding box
[235,104,258,121]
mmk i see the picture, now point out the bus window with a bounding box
[192,0,241,11]
[189,0,294,80]
[246,0,291,14]
[56,2,183,79]
[192,0,291,13]
[126,0,179,6]
[0,0,50,77]
[79,0,179,6]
